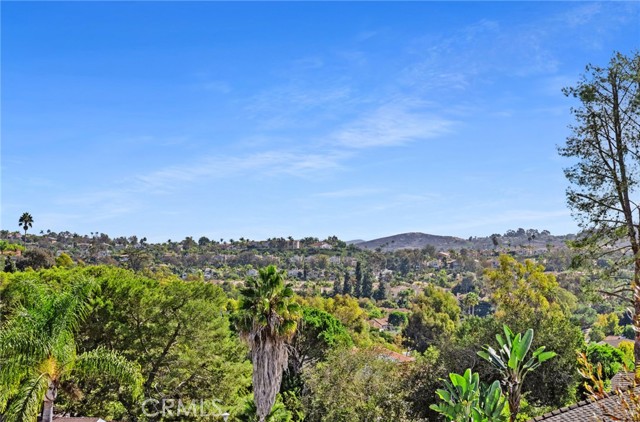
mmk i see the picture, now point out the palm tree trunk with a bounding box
[41,382,57,422]
[251,331,287,422]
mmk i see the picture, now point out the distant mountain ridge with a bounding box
[354,232,471,251]
[353,231,573,252]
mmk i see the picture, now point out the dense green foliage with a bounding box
[302,347,409,422]
[0,276,142,422]
[0,266,250,421]
[403,284,460,352]
[0,247,598,422]
[586,343,626,380]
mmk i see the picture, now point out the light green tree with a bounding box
[484,255,582,407]
[55,252,74,268]
[463,292,480,316]
[403,284,460,352]
[303,347,409,422]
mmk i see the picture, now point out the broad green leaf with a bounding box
[537,351,556,363]
[518,329,533,360]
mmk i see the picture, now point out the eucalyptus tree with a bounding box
[0,278,142,422]
[236,265,302,422]
[558,51,640,363]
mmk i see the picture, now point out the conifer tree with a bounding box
[362,270,373,298]
[332,277,342,297]
[373,280,387,301]
[342,270,352,295]
[354,262,362,297]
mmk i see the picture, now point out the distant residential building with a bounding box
[368,317,391,331]
[600,335,630,348]
[374,347,415,363]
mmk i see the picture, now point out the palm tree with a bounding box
[0,278,143,422]
[464,292,480,316]
[236,265,302,422]
[18,212,34,247]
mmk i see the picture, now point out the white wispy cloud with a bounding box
[291,56,325,70]
[332,101,454,149]
[134,149,349,194]
[201,80,232,94]
[244,83,355,130]
[314,188,384,198]
[246,84,353,115]
[398,3,635,91]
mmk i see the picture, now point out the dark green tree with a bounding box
[354,262,362,298]
[373,280,387,301]
[283,306,352,393]
[16,248,55,271]
[388,311,408,327]
[361,270,373,298]
[3,258,16,273]
[403,347,447,421]
[342,270,352,296]
[332,278,342,297]
[18,212,33,247]
[1,266,252,421]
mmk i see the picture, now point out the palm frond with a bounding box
[3,372,49,422]
[0,358,28,412]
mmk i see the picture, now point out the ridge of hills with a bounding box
[352,231,575,252]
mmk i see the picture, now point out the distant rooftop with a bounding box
[528,387,640,421]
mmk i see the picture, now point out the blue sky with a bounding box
[2,2,639,243]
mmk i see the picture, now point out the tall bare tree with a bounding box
[558,51,640,363]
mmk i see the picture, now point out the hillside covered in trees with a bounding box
[0,220,635,421]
